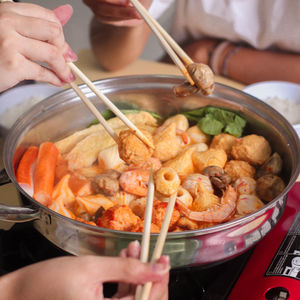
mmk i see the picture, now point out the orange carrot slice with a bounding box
[33,142,59,206]
[16,146,39,196]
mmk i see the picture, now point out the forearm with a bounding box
[90,17,150,71]
[0,271,19,300]
[225,46,300,84]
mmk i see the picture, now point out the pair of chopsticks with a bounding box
[129,0,195,87]
[68,63,154,149]
[4,0,153,149]
[136,169,177,300]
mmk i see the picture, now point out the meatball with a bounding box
[256,152,283,178]
[224,160,255,182]
[97,205,140,231]
[192,148,227,172]
[256,174,285,202]
[210,133,237,156]
[231,134,271,165]
[118,129,154,165]
[93,170,121,196]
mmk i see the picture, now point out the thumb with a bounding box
[53,4,73,26]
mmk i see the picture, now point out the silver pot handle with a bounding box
[0,168,11,186]
[0,204,40,222]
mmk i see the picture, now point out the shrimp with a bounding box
[182,173,213,196]
[177,185,237,223]
[192,183,220,212]
[176,129,190,146]
[119,168,150,196]
[234,177,256,196]
[236,194,264,216]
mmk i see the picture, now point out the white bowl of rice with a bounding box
[243,81,300,138]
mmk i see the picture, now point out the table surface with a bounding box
[74,49,246,90]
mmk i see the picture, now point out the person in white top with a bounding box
[83,0,300,84]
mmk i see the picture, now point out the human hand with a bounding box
[83,0,153,26]
[183,39,220,65]
[0,2,77,92]
[115,240,169,299]
[1,241,169,300]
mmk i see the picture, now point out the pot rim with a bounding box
[3,74,300,238]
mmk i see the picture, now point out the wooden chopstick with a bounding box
[69,82,119,142]
[130,0,193,66]
[68,62,155,149]
[138,192,177,300]
[135,167,155,299]
[129,0,195,86]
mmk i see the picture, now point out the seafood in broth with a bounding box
[15,110,286,232]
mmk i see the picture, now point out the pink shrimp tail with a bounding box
[177,186,237,223]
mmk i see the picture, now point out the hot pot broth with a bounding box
[14,101,286,233]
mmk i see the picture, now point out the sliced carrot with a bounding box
[33,142,59,206]
[16,146,39,196]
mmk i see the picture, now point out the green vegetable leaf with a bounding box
[197,114,224,135]
[224,115,247,137]
[183,106,246,137]
[101,109,116,120]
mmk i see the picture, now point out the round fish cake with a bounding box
[231,134,271,165]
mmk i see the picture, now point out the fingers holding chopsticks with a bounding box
[129,0,215,96]
[0,1,77,91]
[116,241,170,300]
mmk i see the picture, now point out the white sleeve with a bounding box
[148,0,175,19]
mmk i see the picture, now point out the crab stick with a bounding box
[13,145,26,174]
[16,146,39,196]
[33,142,59,206]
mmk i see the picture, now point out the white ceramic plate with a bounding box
[0,83,62,133]
[243,81,300,137]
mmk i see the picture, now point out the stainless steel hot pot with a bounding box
[1,75,299,268]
